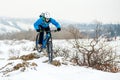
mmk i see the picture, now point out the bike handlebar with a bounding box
[39,30,58,32]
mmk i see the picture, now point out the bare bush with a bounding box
[53,47,70,60]
[66,25,84,39]
[71,39,120,72]
[67,26,120,73]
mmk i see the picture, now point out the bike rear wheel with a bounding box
[36,33,42,52]
[47,41,53,63]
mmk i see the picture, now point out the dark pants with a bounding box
[39,26,51,45]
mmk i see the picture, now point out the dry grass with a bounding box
[51,60,61,66]
[8,53,39,61]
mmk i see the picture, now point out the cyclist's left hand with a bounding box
[57,28,61,31]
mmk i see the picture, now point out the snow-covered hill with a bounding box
[0,39,120,80]
[0,17,34,34]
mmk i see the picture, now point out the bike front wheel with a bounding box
[47,41,53,63]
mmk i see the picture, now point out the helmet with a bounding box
[40,12,50,19]
[40,12,50,22]
[44,12,50,19]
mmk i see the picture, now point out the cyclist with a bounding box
[34,12,61,48]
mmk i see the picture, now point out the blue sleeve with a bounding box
[34,18,42,30]
[50,18,61,28]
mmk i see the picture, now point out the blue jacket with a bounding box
[34,17,61,30]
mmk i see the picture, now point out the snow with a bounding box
[0,39,120,80]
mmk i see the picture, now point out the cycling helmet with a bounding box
[40,12,50,22]
[40,12,50,18]
[44,12,50,19]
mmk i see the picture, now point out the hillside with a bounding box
[0,17,120,38]
[0,17,34,34]
[0,39,120,80]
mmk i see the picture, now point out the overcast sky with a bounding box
[0,0,120,23]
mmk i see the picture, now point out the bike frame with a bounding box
[36,30,57,63]
[42,33,51,48]
[41,30,57,48]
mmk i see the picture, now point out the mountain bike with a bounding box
[36,30,57,63]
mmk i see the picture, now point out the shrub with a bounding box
[71,39,120,72]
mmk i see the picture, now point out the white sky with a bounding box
[0,0,120,23]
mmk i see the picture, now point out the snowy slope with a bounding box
[0,23,20,33]
[0,17,34,34]
[0,39,120,80]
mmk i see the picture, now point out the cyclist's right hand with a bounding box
[36,29,40,32]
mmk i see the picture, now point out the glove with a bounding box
[57,28,61,31]
[36,29,40,32]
